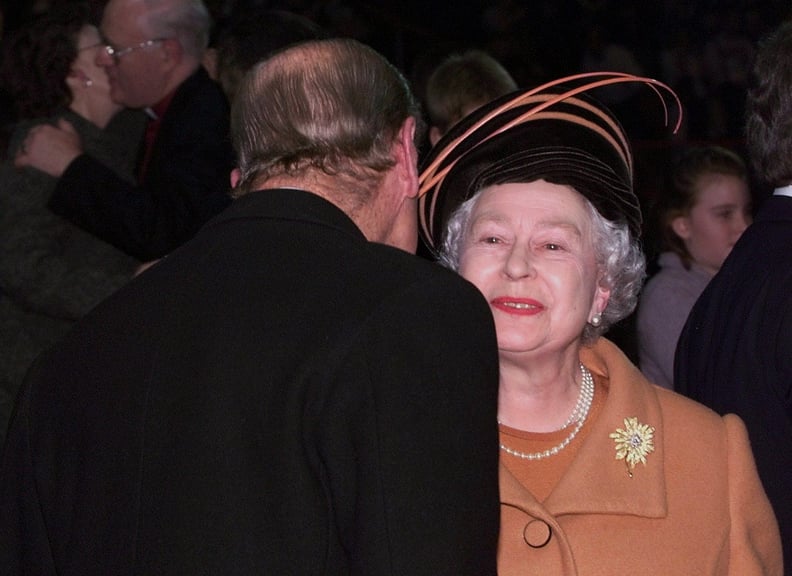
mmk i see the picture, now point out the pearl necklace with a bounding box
[499,364,595,460]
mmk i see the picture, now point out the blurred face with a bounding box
[72,25,114,96]
[458,181,609,359]
[673,173,752,275]
[95,0,172,107]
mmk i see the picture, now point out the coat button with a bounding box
[523,520,552,548]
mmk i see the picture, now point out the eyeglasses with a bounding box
[102,38,167,61]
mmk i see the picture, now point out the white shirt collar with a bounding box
[773,184,792,198]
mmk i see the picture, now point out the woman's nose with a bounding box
[503,243,535,279]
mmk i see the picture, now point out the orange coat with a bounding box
[498,338,782,575]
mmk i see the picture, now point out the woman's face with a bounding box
[673,173,751,275]
[458,181,610,359]
[71,25,113,95]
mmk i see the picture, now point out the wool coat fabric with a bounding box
[0,108,143,448]
[0,189,501,575]
[498,338,782,576]
[48,67,235,261]
[676,193,792,570]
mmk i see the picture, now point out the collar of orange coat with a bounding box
[499,337,667,519]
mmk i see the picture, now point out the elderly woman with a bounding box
[418,74,782,575]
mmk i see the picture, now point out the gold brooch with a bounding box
[609,417,655,477]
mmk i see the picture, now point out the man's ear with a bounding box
[161,37,183,64]
[429,125,442,147]
[230,168,241,189]
[394,116,419,199]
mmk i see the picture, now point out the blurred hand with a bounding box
[14,118,83,177]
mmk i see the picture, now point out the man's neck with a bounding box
[252,172,381,239]
[146,62,199,113]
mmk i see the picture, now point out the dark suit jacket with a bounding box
[0,189,501,575]
[49,67,235,261]
[675,194,792,568]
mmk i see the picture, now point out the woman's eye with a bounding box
[545,242,562,251]
[482,236,501,244]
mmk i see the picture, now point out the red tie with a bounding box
[137,112,160,183]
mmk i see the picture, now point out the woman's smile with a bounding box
[491,297,544,315]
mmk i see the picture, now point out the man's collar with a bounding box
[773,184,792,198]
[143,88,178,121]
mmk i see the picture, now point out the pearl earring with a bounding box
[83,77,93,88]
[590,314,602,327]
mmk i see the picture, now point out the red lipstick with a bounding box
[491,297,544,316]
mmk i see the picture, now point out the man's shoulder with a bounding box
[360,244,491,321]
[706,216,792,290]
[366,243,473,289]
[162,67,230,130]
[171,67,229,110]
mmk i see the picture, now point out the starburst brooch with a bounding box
[609,417,655,477]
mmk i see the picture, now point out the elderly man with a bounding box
[0,39,500,575]
[15,0,234,260]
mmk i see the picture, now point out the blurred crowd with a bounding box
[2,0,791,141]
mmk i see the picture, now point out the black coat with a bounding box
[0,189,501,575]
[48,67,235,261]
[675,194,792,568]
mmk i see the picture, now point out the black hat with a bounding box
[418,72,681,254]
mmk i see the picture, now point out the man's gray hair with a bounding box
[143,0,211,61]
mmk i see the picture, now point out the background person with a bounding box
[205,7,325,103]
[13,0,234,261]
[424,49,517,146]
[0,3,142,446]
[637,145,751,389]
[419,74,782,575]
[676,20,792,567]
[415,48,518,261]
[0,38,501,574]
